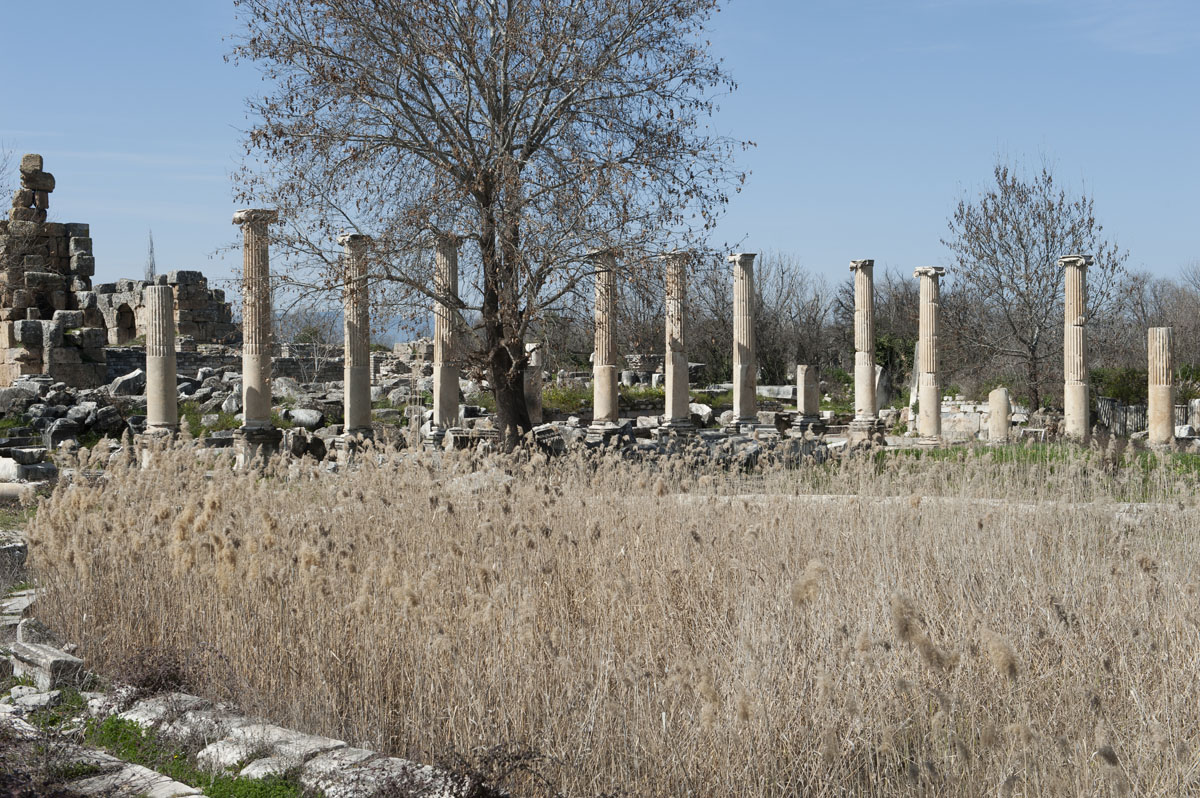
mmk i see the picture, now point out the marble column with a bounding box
[848,259,881,438]
[232,209,281,463]
[914,266,945,440]
[524,342,543,426]
[663,251,692,429]
[791,364,824,434]
[1060,254,1093,442]
[589,249,620,429]
[730,252,758,427]
[432,234,461,436]
[988,386,1011,443]
[1147,326,1175,446]
[144,285,177,433]
[340,233,372,438]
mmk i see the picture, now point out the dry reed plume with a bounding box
[27,440,1200,796]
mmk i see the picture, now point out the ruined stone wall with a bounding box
[93,270,236,346]
[106,345,344,385]
[0,155,107,387]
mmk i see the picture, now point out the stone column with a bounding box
[1060,254,1093,442]
[232,209,281,463]
[524,342,543,426]
[791,364,824,435]
[848,259,881,438]
[432,234,461,437]
[663,251,693,429]
[340,233,372,438]
[1148,326,1175,447]
[144,285,177,433]
[914,266,945,441]
[730,252,758,427]
[589,249,620,430]
[988,386,1011,443]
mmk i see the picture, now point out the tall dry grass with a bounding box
[28,441,1200,796]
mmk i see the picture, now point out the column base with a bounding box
[586,422,625,445]
[915,435,942,448]
[720,417,760,435]
[847,417,884,443]
[654,419,696,441]
[234,426,283,468]
[788,416,826,437]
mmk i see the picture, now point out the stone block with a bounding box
[11,289,29,309]
[52,309,83,328]
[50,290,67,310]
[32,191,49,210]
[68,237,92,257]
[47,347,82,365]
[6,220,40,237]
[23,271,63,291]
[12,319,41,345]
[8,208,45,223]
[19,171,54,192]
[12,189,34,208]
[22,255,45,271]
[41,222,63,237]
[74,290,97,310]
[70,253,95,277]
[167,270,205,286]
[66,763,203,797]
[18,154,42,174]
[119,693,211,729]
[43,418,81,449]
[6,642,85,691]
[9,447,46,465]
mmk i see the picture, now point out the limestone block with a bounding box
[11,289,29,309]
[167,269,205,286]
[53,309,83,328]
[18,172,54,192]
[74,290,97,310]
[66,763,203,797]
[22,255,45,271]
[23,271,63,291]
[119,693,211,729]
[8,208,45,223]
[12,189,34,208]
[41,222,63,237]
[32,191,49,210]
[7,220,40,237]
[71,253,95,276]
[13,319,41,345]
[68,237,92,257]
[47,347,82,365]
[6,642,85,691]
[18,154,43,174]
[50,290,66,310]
[63,222,88,237]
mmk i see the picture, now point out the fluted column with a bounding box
[663,251,692,427]
[144,285,177,433]
[432,234,461,432]
[589,249,620,427]
[233,209,278,430]
[1060,254,1093,441]
[340,233,372,436]
[730,252,758,425]
[850,259,877,425]
[1148,327,1175,446]
[914,266,945,440]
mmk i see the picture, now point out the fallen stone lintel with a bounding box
[5,640,86,691]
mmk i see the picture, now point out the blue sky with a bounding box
[1,0,1196,291]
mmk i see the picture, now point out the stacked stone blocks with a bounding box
[0,154,107,386]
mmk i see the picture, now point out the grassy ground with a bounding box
[26,441,1200,797]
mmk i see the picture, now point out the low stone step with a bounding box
[67,762,204,797]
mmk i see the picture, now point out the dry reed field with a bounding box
[28,442,1200,796]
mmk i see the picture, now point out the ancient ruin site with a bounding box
[0,2,1197,797]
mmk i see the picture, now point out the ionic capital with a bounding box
[1058,254,1094,269]
[913,266,946,279]
[232,208,279,226]
[338,232,372,248]
[727,252,757,265]
[849,259,874,272]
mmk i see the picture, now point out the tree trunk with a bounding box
[1027,350,1041,410]
[479,194,532,449]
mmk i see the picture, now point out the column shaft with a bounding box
[664,252,690,425]
[914,267,944,438]
[591,251,619,425]
[433,235,460,430]
[341,234,371,434]
[144,285,177,431]
[1060,255,1092,441]
[524,343,543,426]
[731,253,758,423]
[988,386,1010,443]
[235,209,278,429]
[1148,326,1174,446]
[850,259,877,421]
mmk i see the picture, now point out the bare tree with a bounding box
[0,144,13,201]
[942,161,1128,408]
[230,0,745,444]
